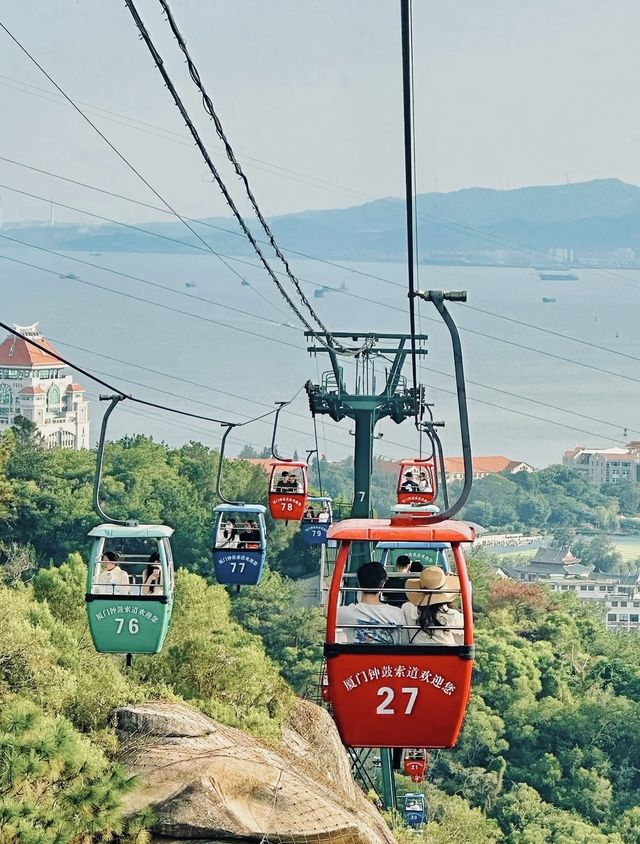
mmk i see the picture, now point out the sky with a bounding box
[1,0,640,224]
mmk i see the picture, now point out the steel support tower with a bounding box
[305,331,428,810]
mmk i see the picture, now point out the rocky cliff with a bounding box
[115,699,396,844]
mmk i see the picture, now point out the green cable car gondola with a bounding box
[85,524,175,654]
[84,395,177,659]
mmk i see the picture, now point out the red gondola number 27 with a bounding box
[376,686,419,715]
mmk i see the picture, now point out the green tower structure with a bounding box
[305,331,428,810]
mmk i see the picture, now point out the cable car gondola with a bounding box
[397,459,437,506]
[86,524,175,654]
[403,748,428,783]
[212,504,267,586]
[376,540,451,573]
[85,396,176,657]
[301,496,333,545]
[323,511,475,749]
[403,793,427,829]
[268,460,308,520]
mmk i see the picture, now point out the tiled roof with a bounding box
[513,562,593,576]
[0,332,63,367]
[65,383,85,392]
[242,458,281,472]
[531,546,581,565]
[19,385,45,395]
[445,456,532,474]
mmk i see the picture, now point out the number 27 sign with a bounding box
[326,653,472,749]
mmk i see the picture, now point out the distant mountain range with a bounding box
[5,178,640,263]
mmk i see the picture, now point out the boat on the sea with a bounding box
[538,269,579,281]
[184,282,196,288]
[314,281,348,299]
[58,273,79,280]
[542,297,556,303]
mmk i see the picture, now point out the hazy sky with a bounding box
[1,0,640,224]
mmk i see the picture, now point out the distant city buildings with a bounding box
[0,323,90,449]
[495,545,640,632]
[563,445,640,485]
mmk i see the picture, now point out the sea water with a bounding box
[3,248,638,468]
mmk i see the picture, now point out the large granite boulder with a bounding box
[115,699,396,844]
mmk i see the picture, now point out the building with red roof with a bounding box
[375,455,535,483]
[0,323,90,449]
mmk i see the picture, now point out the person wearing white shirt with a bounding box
[93,551,131,596]
[402,566,464,646]
[337,562,406,644]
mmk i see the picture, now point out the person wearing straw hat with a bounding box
[402,566,464,646]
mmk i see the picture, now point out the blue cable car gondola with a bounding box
[212,504,267,586]
[403,793,427,829]
[301,496,333,545]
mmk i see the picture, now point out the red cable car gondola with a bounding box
[323,511,474,749]
[403,748,428,782]
[268,460,308,520]
[397,459,437,506]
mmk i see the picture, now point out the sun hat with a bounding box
[406,565,460,606]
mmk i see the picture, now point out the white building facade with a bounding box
[0,324,90,449]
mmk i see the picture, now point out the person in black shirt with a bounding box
[382,555,411,607]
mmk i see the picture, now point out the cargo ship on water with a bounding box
[537,269,579,281]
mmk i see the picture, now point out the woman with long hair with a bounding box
[402,566,463,645]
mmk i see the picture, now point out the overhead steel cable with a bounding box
[4,68,640,298]
[54,332,635,457]
[0,72,368,201]
[0,231,298,332]
[48,338,397,459]
[0,19,260,295]
[156,0,344,343]
[0,153,408,291]
[5,219,640,399]
[422,381,629,446]
[122,0,357,356]
[400,0,421,426]
[0,250,303,352]
[3,156,640,367]
[0,319,302,429]
[426,366,640,436]
[5,226,640,416]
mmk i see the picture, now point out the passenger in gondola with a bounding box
[218,518,240,549]
[337,562,405,644]
[275,470,292,490]
[239,520,261,547]
[303,506,316,522]
[382,554,411,607]
[418,470,433,492]
[402,566,463,645]
[142,551,163,595]
[286,470,302,492]
[400,470,419,492]
[317,506,330,523]
[93,551,131,595]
